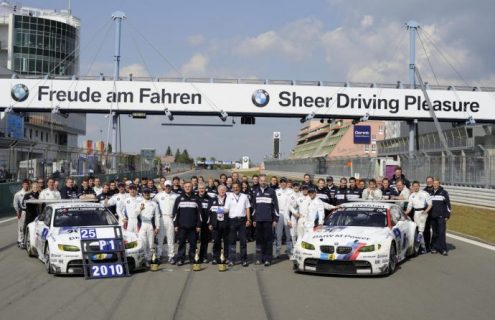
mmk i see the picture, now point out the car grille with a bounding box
[320,245,334,254]
[336,246,352,254]
[304,259,372,275]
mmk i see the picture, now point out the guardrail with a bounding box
[263,170,495,209]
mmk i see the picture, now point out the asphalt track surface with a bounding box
[1,170,494,320]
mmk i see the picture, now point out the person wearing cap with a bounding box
[274,177,297,259]
[105,182,128,226]
[326,176,338,206]
[252,174,279,266]
[154,180,178,262]
[172,182,202,266]
[123,184,143,233]
[137,188,160,266]
[305,187,327,231]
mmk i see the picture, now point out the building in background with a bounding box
[290,120,386,159]
[0,2,86,178]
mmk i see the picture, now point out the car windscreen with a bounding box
[325,207,387,227]
[53,207,118,227]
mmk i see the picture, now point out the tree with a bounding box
[165,146,172,156]
[182,149,192,163]
[174,148,181,162]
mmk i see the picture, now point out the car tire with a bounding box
[387,242,398,276]
[25,230,35,257]
[44,245,53,274]
[410,230,420,257]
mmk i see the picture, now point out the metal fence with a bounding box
[0,137,159,183]
[264,153,495,188]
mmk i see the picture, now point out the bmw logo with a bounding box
[11,84,29,102]
[252,89,270,108]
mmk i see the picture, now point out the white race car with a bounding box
[25,201,146,275]
[293,202,419,276]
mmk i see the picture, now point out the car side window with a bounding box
[390,206,400,225]
[43,208,53,226]
[38,207,48,222]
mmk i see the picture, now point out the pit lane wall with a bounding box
[0,170,157,218]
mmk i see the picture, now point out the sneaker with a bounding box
[211,259,218,265]
[441,251,448,256]
[145,261,150,268]
[419,248,427,255]
[264,261,271,267]
[168,258,176,265]
[227,261,234,267]
[431,249,438,254]
[177,260,184,266]
[202,259,209,264]
[242,261,249,267]
[255,260,262,265]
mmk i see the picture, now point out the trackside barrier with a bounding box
[263,170,495,209]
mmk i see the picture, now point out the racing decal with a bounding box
[58,227,78,235]
[41,228,49,240]
[393,228,401,242]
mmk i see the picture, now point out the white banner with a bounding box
[2,79,494,121]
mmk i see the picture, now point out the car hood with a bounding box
[304,226,390,245]
[52,227,138,244]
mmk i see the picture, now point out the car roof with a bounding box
[48,202,104,210]
[339,201,396,210]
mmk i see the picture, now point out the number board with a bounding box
[80,226,129,279]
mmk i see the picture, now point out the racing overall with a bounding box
[295,193,311,241]
[137,199,160,261]
[153,191,178,259]
[13,188,28,246]
[407,191,432,252]
[106,192,128,226]
[274,187,297,257]
[124,195,143,233]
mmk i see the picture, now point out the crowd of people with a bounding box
[12,167,451,269]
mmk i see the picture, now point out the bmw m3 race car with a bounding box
[293,202,419,276]
[25,201,146,275]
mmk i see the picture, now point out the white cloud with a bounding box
[186,34,206,47]
[179,53,209,77]
[234,17,323,61]
[361,15,374,28]
[120,64,150,78]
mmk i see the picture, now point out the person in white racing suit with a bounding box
[137,188,160,265]
[13,179,30,248]
[273,177,298,258]
[405,181,432,254]
[123,185,143,233]
[294,184,311,241]
[39,178,61,200]
[104,182,128,226]
[305,187,329,231]
[153,180,178,262]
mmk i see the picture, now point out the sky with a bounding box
[18,0,495,162]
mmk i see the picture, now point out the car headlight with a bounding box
[125,241,138,249]
[301,241,315,250]
[359,244,381,252]
[58,244,80,252]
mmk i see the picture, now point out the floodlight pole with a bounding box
[407,20,419,157]
[111,11,126,172]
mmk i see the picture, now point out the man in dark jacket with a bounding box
[60,178,79,199]
[423,176,435,251]
[252,174,279,266]
[171,182,202,266]
[197,183,212,263]
[430,178,451,256]
[390,167,411,190]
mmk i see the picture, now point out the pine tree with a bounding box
[174,148,181,162]
[165,146,172,156]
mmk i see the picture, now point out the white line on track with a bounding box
[0,217,16,224]
[447,233,495,252]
